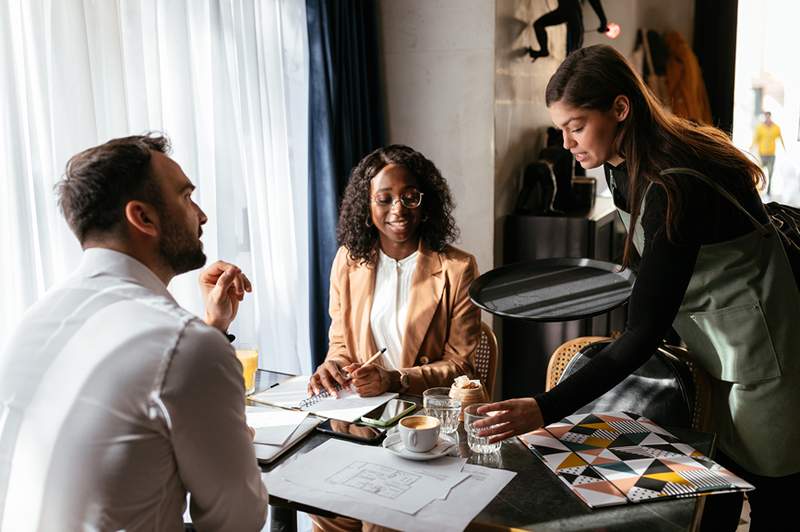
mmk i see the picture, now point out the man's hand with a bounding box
[472,398,544,444]
[200,261,252,332]
[309,360,350,397]
[345,363,392,397]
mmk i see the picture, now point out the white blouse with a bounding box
[370,249,419,370]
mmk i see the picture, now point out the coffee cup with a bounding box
[398,415,440,452]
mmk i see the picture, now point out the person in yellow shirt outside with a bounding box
[751,111,785,195]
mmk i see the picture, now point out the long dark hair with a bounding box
[546,45,763,265]
[337,144,459,264]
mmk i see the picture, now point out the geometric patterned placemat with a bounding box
[518,412,754,508]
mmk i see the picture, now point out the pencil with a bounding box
[362,347,387,367]
[343,347,387,380]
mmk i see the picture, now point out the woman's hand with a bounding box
[344,362,392,397]
[472,398,544,444]
[308,360,350,397]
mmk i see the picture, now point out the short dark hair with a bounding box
[57,133,171,243]
[337,144,459,264]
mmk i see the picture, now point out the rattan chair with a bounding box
[545,336,609,392]
[474,321,499,400]
[545,336,712,431]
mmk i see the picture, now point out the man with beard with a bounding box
[0,134,268,531]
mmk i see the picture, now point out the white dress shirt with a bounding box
[0,248,267,532]
[370,250,419,369]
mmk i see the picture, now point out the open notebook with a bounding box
[249,375,398,423]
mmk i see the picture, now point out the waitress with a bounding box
[475,45,800,531]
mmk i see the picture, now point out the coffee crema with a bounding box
[400,415,440,430]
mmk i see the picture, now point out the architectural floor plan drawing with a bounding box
[278,439,471,514]
[327,461,422,499]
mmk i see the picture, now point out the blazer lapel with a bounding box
[401,244,444,366]
[349,260,378,363]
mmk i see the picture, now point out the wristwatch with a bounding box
[397,370,410,392]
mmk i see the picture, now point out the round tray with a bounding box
[469,257,635,322]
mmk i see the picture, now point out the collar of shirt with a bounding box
[76,248,175,302]
[377,249,419,269]
[604,160,629,207]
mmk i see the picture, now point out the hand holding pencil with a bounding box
[343,347,393,397]
[308,347,387,398]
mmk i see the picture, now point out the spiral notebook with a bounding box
[249,375,398,423]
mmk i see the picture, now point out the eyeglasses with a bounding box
[371,190,424,209]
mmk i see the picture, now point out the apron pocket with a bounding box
[689,302,781,384]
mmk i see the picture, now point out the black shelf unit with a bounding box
[501,197,628,398]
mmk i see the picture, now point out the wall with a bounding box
[377,0,496,277]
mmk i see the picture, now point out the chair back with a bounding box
[475,321,498,400]
[547,337,712,431]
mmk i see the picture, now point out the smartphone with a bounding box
[360,399,417,427]
[316,419,387,444]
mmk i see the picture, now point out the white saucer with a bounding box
[381,433,456,461]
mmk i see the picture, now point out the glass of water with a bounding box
[464,403,502,454]
[422,387,461,434]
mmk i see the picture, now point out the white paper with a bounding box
[276,439,470,514]
[245,406,308,446]
[249,375,398,422]
[263,460,515,532]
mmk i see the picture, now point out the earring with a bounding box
[365,217,372,228]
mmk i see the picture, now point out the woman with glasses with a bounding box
[310,146,480,532]
[308,144,481,407]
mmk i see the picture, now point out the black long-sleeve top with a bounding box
[534,162,767,424]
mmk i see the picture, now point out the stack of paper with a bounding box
[263,439,516,531]
[250,375,398,423]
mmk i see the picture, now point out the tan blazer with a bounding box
[325,242,480,394]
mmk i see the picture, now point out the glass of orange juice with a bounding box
[235,348,259,395]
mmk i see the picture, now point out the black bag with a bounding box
[765,201,800,280]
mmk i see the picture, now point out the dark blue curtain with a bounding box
[307,0,385,367]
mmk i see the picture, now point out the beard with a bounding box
[158,216,207,275]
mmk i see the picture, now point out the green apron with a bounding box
[610,166,800,477]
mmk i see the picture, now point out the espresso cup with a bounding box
[398,415,440,452]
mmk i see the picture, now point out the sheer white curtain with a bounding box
[0,0,311,374]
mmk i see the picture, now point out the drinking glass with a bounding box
[464,403,502,454]
[422,387,461,434]
[235,348,259,395]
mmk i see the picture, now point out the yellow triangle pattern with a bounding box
[646,472,690,483]
[584,437,612,448]
[558,453,587,469]
[582,422,612,430]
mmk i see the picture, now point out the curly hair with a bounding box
[337,144,460,264]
